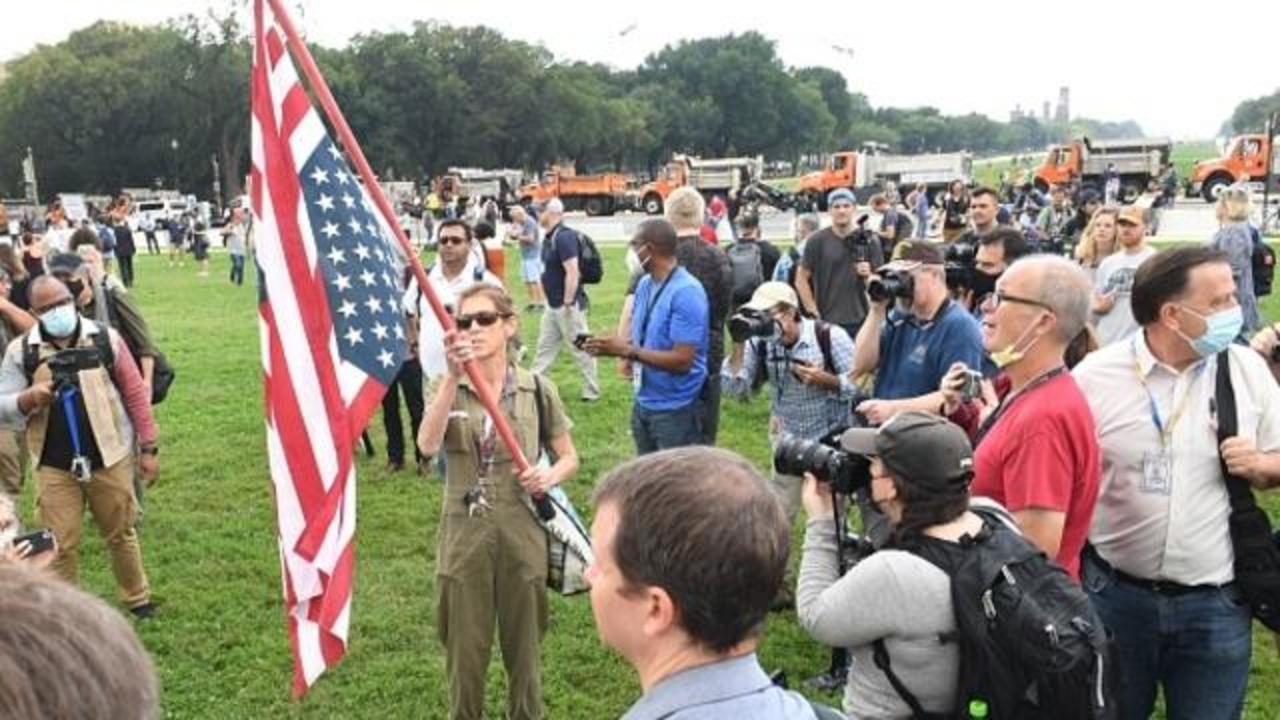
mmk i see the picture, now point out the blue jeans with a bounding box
[230,253,246,286]
[631,401,702,455]
[1082,553,1252,720]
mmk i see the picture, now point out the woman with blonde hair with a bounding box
[1073,206,1120,283]
[1210,184,1260,334]
[418,283,579,720]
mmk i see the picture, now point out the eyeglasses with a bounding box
[455,311,511,330]
[985,290,1053,312]
[438,236,468,246]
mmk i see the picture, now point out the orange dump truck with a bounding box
[1190,134,1279,202]
[517,167,633,216]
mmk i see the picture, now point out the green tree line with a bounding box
[0,13,1146,201]
[1225,88,1280,135]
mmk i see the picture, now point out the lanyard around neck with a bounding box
[1130,338,1207,447]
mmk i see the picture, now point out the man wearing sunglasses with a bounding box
[412,219,501,382]
[938,255,1100,580]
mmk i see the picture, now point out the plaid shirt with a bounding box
[722,319,856,441]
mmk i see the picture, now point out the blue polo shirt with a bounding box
[875,299,985,401]
[631,266,708,411]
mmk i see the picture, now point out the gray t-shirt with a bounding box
[801,227,884,328]
[798,518,959,719]
[1093,246,1157,346]
[1211,222,1260,334]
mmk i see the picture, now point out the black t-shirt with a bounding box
[113,223,136,256]
[941,195,969,229]
[800,227,884,327]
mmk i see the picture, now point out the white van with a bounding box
[132,198,190,229]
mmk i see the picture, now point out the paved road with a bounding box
[561,199,1223,244]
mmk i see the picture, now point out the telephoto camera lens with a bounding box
[773,435,871,496]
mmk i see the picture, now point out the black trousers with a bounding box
[118,254,135,288]
[145,232,159,254]
[381,358,424,465]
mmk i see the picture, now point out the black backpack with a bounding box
[576,231,604,285]
[1250,226,1274,297]
[874,506,1116,720]
[727,241,765,304]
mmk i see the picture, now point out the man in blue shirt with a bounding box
[532,198,600,400]
[585,219,708,454]
[589,447,823,720]
[852,241,985,426]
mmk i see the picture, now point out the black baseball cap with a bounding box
[840,412,974,490]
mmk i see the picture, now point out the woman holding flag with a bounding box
[419,283,579,720]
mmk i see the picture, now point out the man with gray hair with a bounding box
[533,198,600,400]
[938,254,1100,579]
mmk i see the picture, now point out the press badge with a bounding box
[1141,449,1172,495]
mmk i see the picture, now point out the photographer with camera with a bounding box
[951,228,1032,317]
[796,412,980,718]
[851,242,985,426]
[796,189,884,339]
[723,282,857,524]
[0,275,158,619]
[939,255,1100,580]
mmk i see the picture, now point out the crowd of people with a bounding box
[0,168,1277,720]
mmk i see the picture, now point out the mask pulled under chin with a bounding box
[989,318,1044,369]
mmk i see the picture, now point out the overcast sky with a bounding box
[4,1,1276,141]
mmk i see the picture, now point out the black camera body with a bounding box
[867,271,914,304]
[944,241,975,291]
[774,433,872,496]
[728,308,777,344]
[46,347,107,390]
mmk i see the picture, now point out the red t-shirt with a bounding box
[971,372,1101,581]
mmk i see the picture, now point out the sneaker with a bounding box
[129,603,156,621]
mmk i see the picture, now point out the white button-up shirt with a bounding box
[405,258,501,380]
[1072,332,1280,585]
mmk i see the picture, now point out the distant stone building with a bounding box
[1055,86,1070,123]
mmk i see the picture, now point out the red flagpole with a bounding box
[265,0,550,515]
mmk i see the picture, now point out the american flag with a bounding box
[251,0,407,696]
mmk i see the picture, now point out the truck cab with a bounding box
[1034,142,1082,192]
[797,152,859,208]
[1190,134,1275,202]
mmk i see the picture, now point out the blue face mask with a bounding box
[40,304,79,339]
[1176,304,1242,358]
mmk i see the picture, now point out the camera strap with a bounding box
[973,365,1067,448]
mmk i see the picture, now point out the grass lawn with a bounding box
[27,248,1280,718]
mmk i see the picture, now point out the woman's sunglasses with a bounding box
[455,311,511,330]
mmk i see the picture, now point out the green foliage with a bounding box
[32,246,1280,718]
[1226,88,1280,135]
[0,16,1155,200]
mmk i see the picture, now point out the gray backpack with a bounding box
[728,241,764,304]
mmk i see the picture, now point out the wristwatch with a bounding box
[139,446,159,457]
